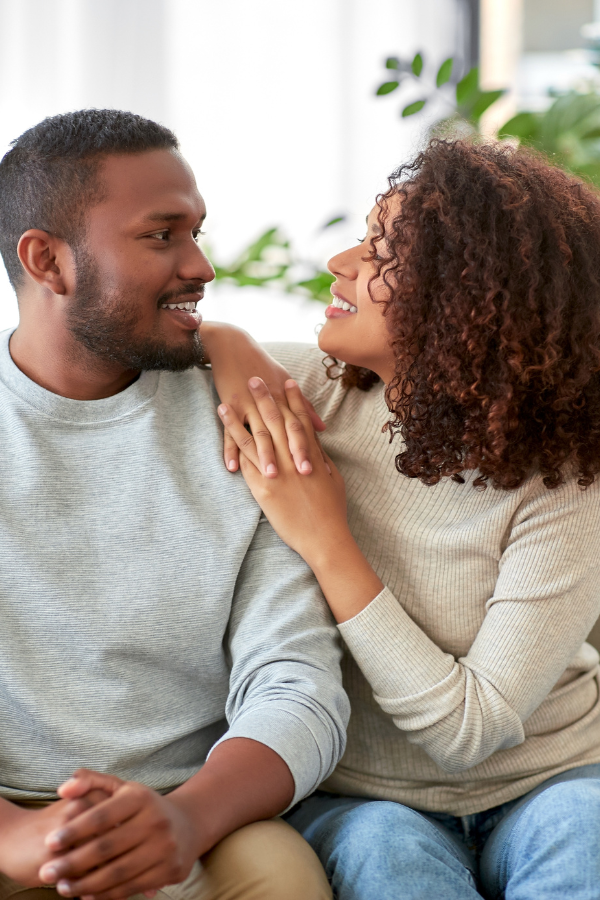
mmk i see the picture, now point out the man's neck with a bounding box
[9,319,140,401]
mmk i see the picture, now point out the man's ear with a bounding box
[17,229,76,296]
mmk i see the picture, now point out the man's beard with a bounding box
[66,245,205,372]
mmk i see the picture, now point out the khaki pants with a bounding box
[0,819,332,900]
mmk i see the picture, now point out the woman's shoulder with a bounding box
[262,342,343,408]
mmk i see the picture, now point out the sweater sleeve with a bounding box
[338,475,600,774]
[211,515,350,805]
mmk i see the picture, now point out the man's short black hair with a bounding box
[0,109,179,289]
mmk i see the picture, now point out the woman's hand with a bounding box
[200,322,325,478]
[217,378,348,566]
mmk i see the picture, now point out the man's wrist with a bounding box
[166,785,218,858]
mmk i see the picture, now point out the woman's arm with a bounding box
[200,322,325,477]
[217,377,384,622]
[219,379,600,775]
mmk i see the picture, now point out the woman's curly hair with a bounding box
[331,138,600,490]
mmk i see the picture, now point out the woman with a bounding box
[203,139,600,899]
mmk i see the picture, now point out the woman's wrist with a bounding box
[304,529,384,624]
[199,321,252,366]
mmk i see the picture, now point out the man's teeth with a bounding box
[160,301,197,311]
[331,297,357,313]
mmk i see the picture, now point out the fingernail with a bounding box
[300,461,312,473]
[266,464,277,475]
[46,830,64,848]
[249,377,262,389]
[57,881,73,896]
[217,404,227,416]
[227,460,238,471]
[285,379,297,388]
[41,865,58,882]
[326,464,332,473]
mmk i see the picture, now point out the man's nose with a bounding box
[179,241,215,284]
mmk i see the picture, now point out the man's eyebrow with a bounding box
[144,212,206,224]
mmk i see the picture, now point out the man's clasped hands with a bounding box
[1,769,199,900]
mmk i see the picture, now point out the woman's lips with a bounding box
[325,305,356,319]
[325,293,358,318]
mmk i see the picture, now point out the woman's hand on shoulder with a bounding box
[217,378,349,566]
[200,322,325,478]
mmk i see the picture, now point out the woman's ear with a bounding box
[16,229,75,296]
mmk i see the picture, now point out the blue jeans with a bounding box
[286,764,600,899]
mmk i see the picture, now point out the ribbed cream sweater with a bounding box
[268,343,600,815]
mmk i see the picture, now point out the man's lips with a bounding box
[159,292,203,330]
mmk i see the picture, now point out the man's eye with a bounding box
[193,230,206,243]
[152,231,169,241]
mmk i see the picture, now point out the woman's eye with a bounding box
[153,231,169,241]
[357,236,366,244]
[192,230,206,243]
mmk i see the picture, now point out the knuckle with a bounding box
[91,808,110,830]
[111,862,129,883]
[96,836,114,859]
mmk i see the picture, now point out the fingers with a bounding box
[219,380,286,478]
[41,816,145,885]
[248,377,317,475]
[45,784,140,854]
[58,770,124,801]
[223,429,240,473]
[56,848,167,900]
[217,405,262,474]
[64,789,112,821]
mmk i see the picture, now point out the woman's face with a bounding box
[318,202,397,383]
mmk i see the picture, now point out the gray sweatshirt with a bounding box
[0,331,348,805]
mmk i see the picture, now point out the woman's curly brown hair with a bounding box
[331,138,600,490]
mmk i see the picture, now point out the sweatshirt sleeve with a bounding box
[338,475,600,774]
[211,515,350,805]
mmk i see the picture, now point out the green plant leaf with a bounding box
[456,67,479,105]
[402,99,427,117]
[436,57,453,87]
[323,215,346,228]
[471,89,505,123]
[376,81,400,96]
[498,111,540,142]
[293,271,336,304]
[385,56,400,70]
[411,52,423,77]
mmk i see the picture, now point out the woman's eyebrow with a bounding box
[366,214,383,235]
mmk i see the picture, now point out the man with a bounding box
[0,109,347,900]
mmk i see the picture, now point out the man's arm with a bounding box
[38,739,293,900]
[39,520,348,900]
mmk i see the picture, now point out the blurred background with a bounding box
[0,0,600,344]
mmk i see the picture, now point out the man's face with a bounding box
[67,149,215,372]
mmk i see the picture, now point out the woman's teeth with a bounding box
[161,301,197,311]
[331,297,357,313]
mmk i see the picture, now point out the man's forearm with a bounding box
[168,737,295,856]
